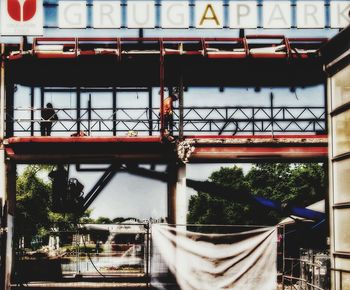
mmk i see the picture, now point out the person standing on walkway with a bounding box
[162,92,178,136]
[41,103,58,136]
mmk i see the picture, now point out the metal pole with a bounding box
[30,87,34,136]
[113,87,117,136]
[252,108,255,135]
[1,162,16,290]
[5,82,14,138]
[270,92,274,137]
[88,94,91,136]
[40,87,44,109]
[179,76,184,140]
[312,254,315,289]
[160,41,165,138]
[0,44,5,139]
[0,44,7,290]
[146,224,149,287]
[77,87,81,133]
[282,224,286,290]
[149,224,153,288]
[324,80,328,134]
[148,87,153,136]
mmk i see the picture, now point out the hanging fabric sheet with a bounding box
[151,224,277,290]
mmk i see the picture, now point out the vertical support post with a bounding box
[30,87,34,136]
[148,87,153,136]
[113,87,117,136]
[160,41,165,137]
[0,44,5,139]
[252,108,255,135]
[77,87,81,133]
[167,164,176,225]
[40,87,44,137]
[167,163,187,225]
[40,87,44,109]
[0,43,7,290]
[145,224,150,286]
[324,80,328,134]
[1,161,16,290]
[178,76,184,140]
[5,83,14,139]
[270,92,274,137]
[88,94,92,136]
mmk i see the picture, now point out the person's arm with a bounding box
[50,109,58,121]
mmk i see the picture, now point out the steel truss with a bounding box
[8,105,326,136]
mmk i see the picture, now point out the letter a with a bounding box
[200,4,219,26]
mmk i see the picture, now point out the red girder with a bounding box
[4,135,328,163]
[7,136,162,144]
[7,36,327,61]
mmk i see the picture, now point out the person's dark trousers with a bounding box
[40,122,52,136]
[164,113,174,135]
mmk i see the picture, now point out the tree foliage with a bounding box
[15,165,137,247]
[188,163,326,226]
[16,166,51,245]
[16,165,92,247]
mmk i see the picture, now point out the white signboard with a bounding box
[93,1,121,28]
[59,1,87,29]
[297,1,325,28]
[127,1,155,28]
[161,1,189,28]
[196,1,223,28]
[229,1,258,28]
[2,0,350,34]
[263,1,291,28]
[330,1,350,28]
[1,0,44,36]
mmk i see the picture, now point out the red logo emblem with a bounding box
[8,0,37,22]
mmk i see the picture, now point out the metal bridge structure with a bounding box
[0,35,330,290]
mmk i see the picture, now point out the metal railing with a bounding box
[282,254,330,290]
[26,36,327,59]
[13,223,151,284]
[8,106,326,136]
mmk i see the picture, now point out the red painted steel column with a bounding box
[160,39,164,138]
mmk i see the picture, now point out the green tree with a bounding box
[95,216,113,224]
[188,166,254,225]
[188,163,326,226]
[16,165,94,248]
[16,166,51,246]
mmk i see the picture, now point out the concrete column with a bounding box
[167,163,187,225]
[0,43,16,290]
[1,158,16,290]
[5,162,15,290]
[0,42,8,290]
[0,150,6,290]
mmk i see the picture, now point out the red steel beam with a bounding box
[4,135,328,163]
[185,134,328,162]
[190,146,328,162]
[6,136,162,144]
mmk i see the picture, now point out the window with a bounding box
[331,65,350,110]
[333,159,350,204]
[334,208,350,253]
[333,110,350,156]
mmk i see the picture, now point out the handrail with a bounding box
[7,106,326,136]
[27,36,327,59]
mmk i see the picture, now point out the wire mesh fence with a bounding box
[13,223,150,284]
[282,250,330,290]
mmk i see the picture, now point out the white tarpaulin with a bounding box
[151,225,277,290]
